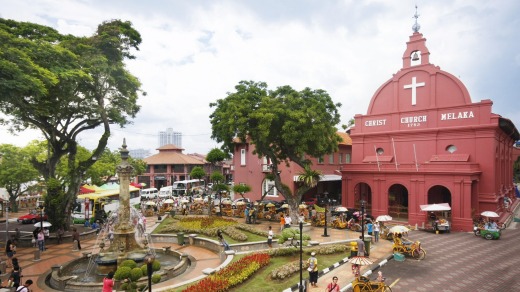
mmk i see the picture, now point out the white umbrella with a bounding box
[34,221,52,228]
[376,215,393,222]
[481,211,499,218]
[145,201,156,206]
[389,225,410,234]
[281,204,289,208]
[181,199,189,203]
[266,203,275,207]
[194,197,203,201]
[236,201,246,205]
[347,256,373,266]
[299,204,308,209]
[164,199,174,204]
[335,206,348,212]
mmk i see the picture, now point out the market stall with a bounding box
[420,203,451,233]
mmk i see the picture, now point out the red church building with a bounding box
[339,22,519,232]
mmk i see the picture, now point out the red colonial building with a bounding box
[339,25,519,231]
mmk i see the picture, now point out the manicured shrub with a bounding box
[130,267,143,281]
[114,266,131,281]
[121,259,137,269]
[152,260,161,271]
[152,274,161,283]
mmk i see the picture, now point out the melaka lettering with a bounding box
[440,111,474,120]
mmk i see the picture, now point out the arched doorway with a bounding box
[388,184,409,221]
[427,185,451,204]
[427,185,452,221]
[354,183,372,214]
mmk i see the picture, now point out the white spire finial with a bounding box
[412,5,421,33]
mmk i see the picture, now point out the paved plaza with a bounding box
[0,202,518,291]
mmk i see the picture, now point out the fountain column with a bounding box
[108,139,141,252]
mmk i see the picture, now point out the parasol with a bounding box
[164,199,174,204]
[181,199,189,203]
[480,211,499,218]
[221,200,232,204]
[194,197,203,201]
[389,225,410,234]
[145,201,156,206]
[266,203,275,207]
[281,204,289,208]
[375,215,393,222]
[347,256,373,266]
[335,206,348,212]
[299,204,307,209]
[34,221,52,228]
[236,201,246,205]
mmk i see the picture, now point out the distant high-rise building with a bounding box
[158,128,182,147]
[129,148,151,159]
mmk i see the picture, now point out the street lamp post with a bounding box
[146,253,156,292]
[39,204,44,232]
[322,193,330,237]
[298,214,304,292]
[360,199,366,242]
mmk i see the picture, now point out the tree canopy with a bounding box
[0,18,144,229]
[0,144,40,212]
[209,80,342,216]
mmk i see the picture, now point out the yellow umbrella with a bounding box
[266,203,275,207]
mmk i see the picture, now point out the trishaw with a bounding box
[352,276,392,292]
[392,235,426,260]
[332,216,348,229]
[473,225,501,240]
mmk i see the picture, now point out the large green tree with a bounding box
[209,80,342,219]
[0,19,144,229]
[0,144,40,212]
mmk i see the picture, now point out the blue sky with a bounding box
[1,0,519,154]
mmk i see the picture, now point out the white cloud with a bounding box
[1,0,519,155]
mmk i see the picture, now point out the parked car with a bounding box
[17,211,48,224]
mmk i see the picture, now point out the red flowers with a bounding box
[183,253,270,292]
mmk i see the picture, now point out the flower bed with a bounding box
[183,253,270,292]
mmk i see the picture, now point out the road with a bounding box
[349,221,520,292]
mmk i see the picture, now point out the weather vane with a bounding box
[412,5,421,33]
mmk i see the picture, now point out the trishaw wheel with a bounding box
[474,230,480,236]
[412,249,426,260]
[484,233,494,240]
[381,285,393,292]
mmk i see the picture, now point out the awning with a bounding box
[420,203,451,211]
[293,174,341,182]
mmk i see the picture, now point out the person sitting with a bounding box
[396,233,412,245]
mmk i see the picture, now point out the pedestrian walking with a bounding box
[245,207,250,224]
[57,227,65,244]
[72,227,81,250]
[373,222,380,243]
[280,214,285,231]
[37,229,45,252]
[267,226,274,248]
[356,236,365,256]
[5,236,15,268]
[284,214,292,228]
[307,252,319,287]
[326,276,340,292]
[367,221,373,242]
[14,279,32,292]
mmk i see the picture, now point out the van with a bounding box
[159,186,173,198]
[140,188,158,199]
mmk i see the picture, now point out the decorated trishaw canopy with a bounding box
[420,203,451,211]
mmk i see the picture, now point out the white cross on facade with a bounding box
[403,76,425,105]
